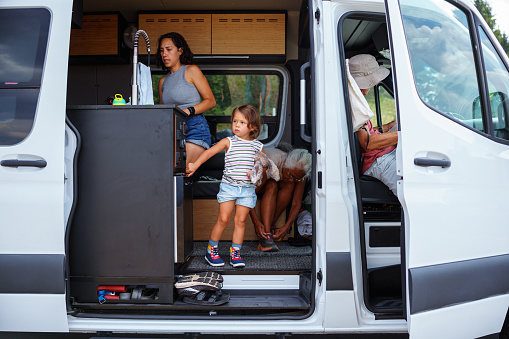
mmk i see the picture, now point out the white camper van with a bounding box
[0,0,508,337]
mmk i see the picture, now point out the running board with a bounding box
[72,289,310,314]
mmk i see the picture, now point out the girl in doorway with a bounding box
[186,105,263,268]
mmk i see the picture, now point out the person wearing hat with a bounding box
[350,54,399,196]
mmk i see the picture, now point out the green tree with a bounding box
[475,0,509,55]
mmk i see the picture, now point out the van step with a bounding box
[72,289,310,314]
[181,241,312,273]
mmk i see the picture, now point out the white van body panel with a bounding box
[409,295,509,339]
[0,295,68,332]
[0,0,71,332]
[385,0,509,336]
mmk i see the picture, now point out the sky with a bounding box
[488,0,509,36]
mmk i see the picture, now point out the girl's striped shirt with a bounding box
[222,135,263,187]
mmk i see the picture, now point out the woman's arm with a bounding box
[356,126,398,152]
[186,138,228,176]
[158,76,166,105]
[184,65,216,115]
[381,120,397,133]
[274,179,306,242]
[249,208,267,240]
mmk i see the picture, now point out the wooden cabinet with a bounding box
[69,13,126,57]
[138,13,212,55]
[138,12,285,56]
[211,13,285,55]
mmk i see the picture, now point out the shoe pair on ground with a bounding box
[205,244,245,267]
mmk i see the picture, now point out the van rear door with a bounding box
[0,1,71,332]
[384,0,509,337]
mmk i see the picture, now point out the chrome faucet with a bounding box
[131,30,150,105]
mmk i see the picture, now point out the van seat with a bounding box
[192,151,224,198]
[353,132,399,205]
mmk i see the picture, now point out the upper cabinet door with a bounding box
[0,1,72,332]
[384,0,509,337]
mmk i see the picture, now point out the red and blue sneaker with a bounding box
[230,247,245,268]
[205,244,224,267]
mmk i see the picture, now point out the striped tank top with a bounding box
[222,135,263,187]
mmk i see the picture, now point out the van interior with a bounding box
[65,0,404,320]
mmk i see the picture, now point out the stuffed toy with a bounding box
[250,151,280,186]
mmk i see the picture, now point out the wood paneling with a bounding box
[138,14,212,55]
[212,13,285,55]
[70,14,119,56]
[193,199,287,241]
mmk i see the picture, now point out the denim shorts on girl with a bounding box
[217,182,257,209]
[185,114,211,149]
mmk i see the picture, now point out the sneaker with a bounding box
[230,247,245,268]
[205,244,224,267]
[257,233,279,252]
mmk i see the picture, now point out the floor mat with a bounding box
[182,241,312,272]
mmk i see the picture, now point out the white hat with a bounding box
[349,54,390,90]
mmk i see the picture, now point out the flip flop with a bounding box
[182,290,230,306]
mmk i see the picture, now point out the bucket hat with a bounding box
[349,54,390,90]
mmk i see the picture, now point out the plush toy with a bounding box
[250,151,280,186]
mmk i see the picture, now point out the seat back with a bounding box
[352,132,399,205]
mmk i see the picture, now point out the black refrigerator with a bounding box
[67,105,192,306]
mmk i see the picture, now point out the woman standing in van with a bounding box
[157,32,216,165]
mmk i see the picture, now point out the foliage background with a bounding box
[475,0,509,55]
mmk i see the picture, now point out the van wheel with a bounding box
[501,313,509,339]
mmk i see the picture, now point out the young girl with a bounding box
[186,105,263,267]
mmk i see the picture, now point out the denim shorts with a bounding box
[217,182,257,209]
[185,114,211,149]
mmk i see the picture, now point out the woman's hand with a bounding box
[186,163,198,177]
[273,225,290,242]
[253,219,267,239]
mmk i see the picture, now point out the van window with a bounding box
[0,8,50,145]
[366,84,396,128]
[399,0,484,132]
[478,28,509,141]
[152,70,284,144]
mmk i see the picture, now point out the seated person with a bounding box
[249,145,312,251]
[350,54,398,196]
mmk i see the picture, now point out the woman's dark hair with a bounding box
[156,32,193,70]
[231,104,261,139]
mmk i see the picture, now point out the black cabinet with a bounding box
[67,105,192,305]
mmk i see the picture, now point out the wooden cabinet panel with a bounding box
[212,13,285,55]
[138,14,212,55]
[70,14,120,56]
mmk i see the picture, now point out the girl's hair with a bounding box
[231,104,261,139]
[284,149,312,179]
[156,32,194,70]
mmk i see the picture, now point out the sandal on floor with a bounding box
[182,290,230,306]
[175,271,223,291]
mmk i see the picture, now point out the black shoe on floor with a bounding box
[257,233,279,252]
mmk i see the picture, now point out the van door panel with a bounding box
[0,1,72,332]
[384,0,509,336]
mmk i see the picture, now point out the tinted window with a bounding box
[0,8,50,145]
[0,8,50,87]
[399,0,484,132]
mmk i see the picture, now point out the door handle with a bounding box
[414,157,450,168]
[1,159,47,168]
[300,61,312,143]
